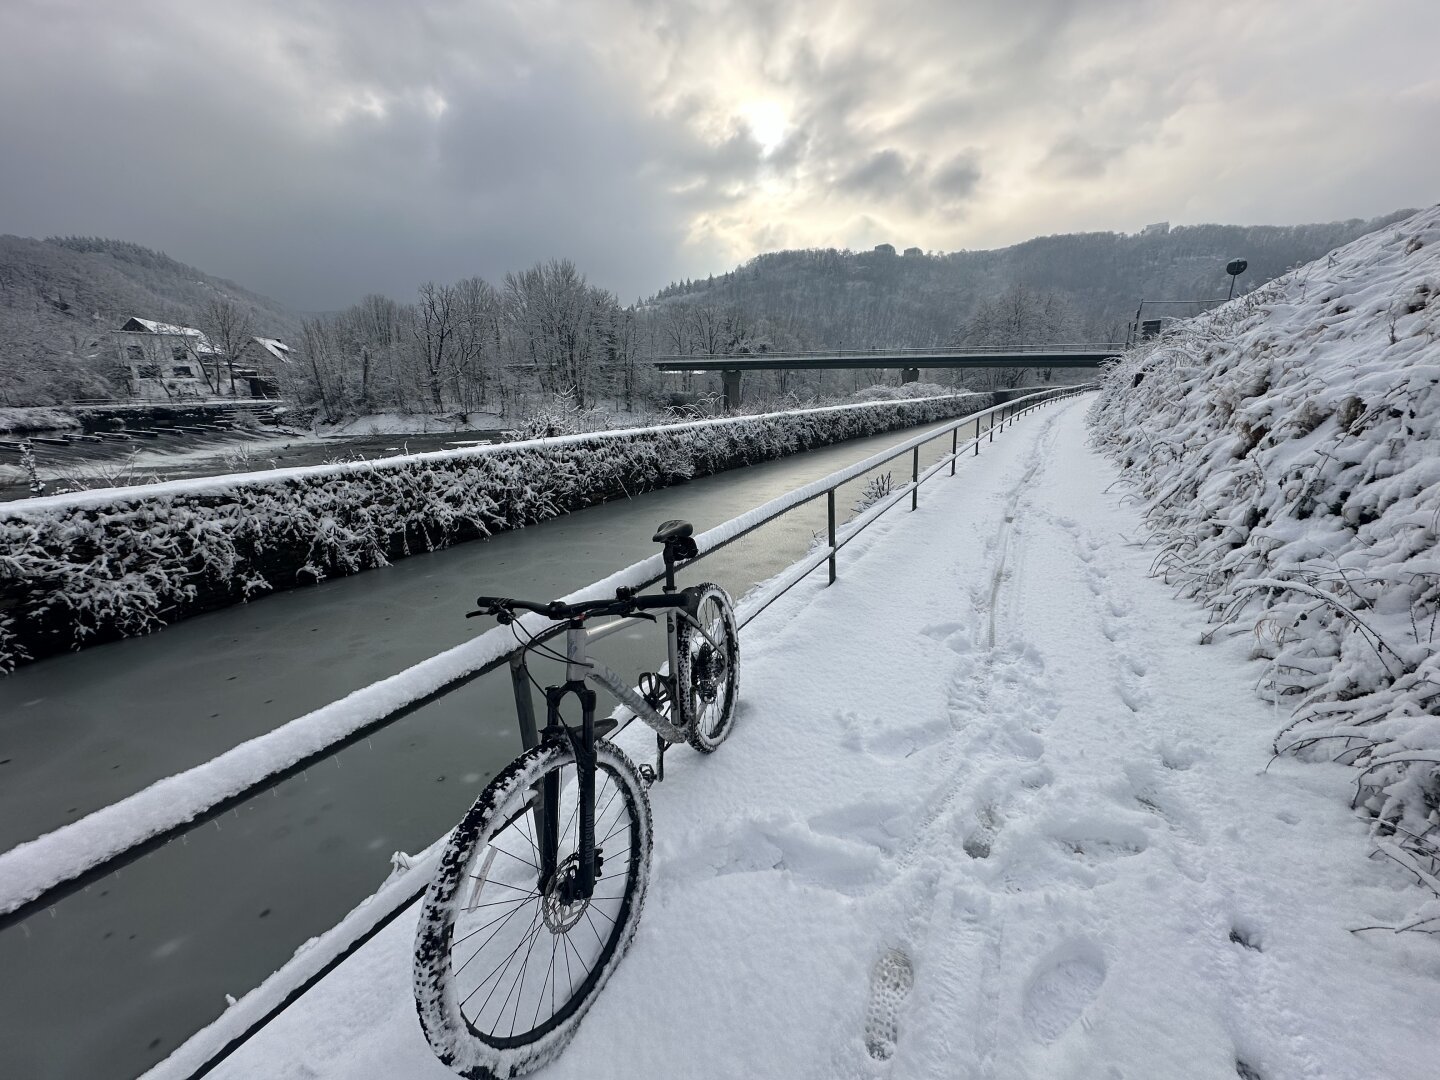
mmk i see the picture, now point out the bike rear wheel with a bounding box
[676,583,739,753]
[414,739,651,1079]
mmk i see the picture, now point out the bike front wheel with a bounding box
[414,739,652,1079]
[676,583,739,753]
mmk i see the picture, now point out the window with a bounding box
[126,344,145,362]
[172,365,193,377]
[172,346,190,361]
[138,364,161,378]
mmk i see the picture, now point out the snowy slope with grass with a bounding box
[1090,206,1440,913]
[158,398,1436,1080]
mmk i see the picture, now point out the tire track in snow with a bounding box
[985,408,1065,649]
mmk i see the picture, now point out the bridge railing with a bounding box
[651,342,1125,362]
[0,384,1095,1079]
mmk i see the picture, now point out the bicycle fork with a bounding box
[539,682,600,903]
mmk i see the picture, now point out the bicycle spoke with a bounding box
[505,911,547,1038]
[454,898,538,981]
[466,911,546,1027]
[462,906,542,1013]
[488,845,538,871]
[451,895,536,952]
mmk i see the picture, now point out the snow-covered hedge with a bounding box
[0,393,987,669]
[1089,206,1440,899]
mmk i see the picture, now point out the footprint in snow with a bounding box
[1023,947,1106,1044]
[1228,920,1264,952]
[864,947,915,1060]
[1048,818,1150,862]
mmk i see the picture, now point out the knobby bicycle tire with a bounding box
[675,583,740,753]
[414,738,652,1079]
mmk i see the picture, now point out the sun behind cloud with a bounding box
[740,99,789,156]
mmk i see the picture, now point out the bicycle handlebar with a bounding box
[469,589,689,623]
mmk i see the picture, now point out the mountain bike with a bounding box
[413,519,739,1079]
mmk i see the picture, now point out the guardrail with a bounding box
[0,383,1094,1078]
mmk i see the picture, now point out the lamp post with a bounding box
[1226,258,1248,301]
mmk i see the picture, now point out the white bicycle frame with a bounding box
[563,610,689,744]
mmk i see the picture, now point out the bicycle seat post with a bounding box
[661,543,678,592]
[651,519,696,593]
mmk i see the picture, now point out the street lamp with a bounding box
[1226,258,1248,301]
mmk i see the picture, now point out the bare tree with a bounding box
[411,282,456,411]
[201,297,254,396]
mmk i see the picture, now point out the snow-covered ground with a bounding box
[316,411,506,438]
[168,397,1435,1080]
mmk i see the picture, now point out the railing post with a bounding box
[988,411,995,443]
[826,488,837,584]
[509,654,540,751]
[974,416,980,455]
[911,445,919,510]
[950,424,958,475]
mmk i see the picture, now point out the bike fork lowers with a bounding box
[542,682,600,901]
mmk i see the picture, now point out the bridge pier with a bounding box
[901,367,920,384]
[722,369,743,412]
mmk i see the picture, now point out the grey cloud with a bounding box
[838,150,912,197]
[1038,136,1118,180]
[932,154,983,201]
[0,0,1437,312]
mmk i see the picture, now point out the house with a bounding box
[903,246,924,257]
[1141,221,1170,237]
[111,319,292,400]
[112,317,222,400]
[231,336,292,398]
[873,243,897,256]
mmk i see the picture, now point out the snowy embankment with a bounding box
[0,392,986,670]
[1090,205,1440,910]
[160,398,1434,1080]
[0,406,81,434]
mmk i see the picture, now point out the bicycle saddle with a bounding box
[652,519,694,543]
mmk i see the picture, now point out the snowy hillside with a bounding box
[1090,206,1440,909]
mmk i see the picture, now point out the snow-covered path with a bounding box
[198,397,1436,1080]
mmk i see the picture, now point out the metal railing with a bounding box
[0,383,1094,1078]
[652,343,1124,362]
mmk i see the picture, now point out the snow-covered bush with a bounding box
[0,394,988,669]
[851,381,953,402]
[1090,206,1440,899]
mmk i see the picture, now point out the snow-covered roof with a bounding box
[253,337,293,363]
[122,317,202,337]
[118,317,222,354]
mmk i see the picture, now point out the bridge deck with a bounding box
[654,346,1122,371]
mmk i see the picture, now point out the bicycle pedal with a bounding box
[637,763,658,788]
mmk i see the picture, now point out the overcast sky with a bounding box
[2,0,1436,310]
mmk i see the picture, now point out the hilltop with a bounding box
[650,212,1417,350]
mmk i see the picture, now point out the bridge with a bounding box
[652,343,1124,408]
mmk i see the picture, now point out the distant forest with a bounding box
[0,210,1416,412]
